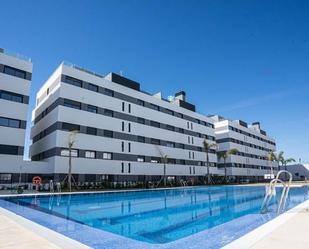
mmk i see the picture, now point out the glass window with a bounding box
[88,83,98,92]
[61,149,78,157]
[103,152,112,160]
[137,136,145,143]
[85,151,96,158]
[122,102,125,111]
[137,156,145,162]
[63,99,81,110]
[137,99,144,106]
[0,91,23,103]
[86,127,97,135]
[104,109,113,117]
[4,66,26,79]
[0,117,9,127]
[166,142,175,148]
[62,123,80,131]
[166,125,175,131]
[150,121,160,128]
[87,105,97,113]
[165,109,174,116]
[137,117,145,124]
[104,130,113,138]
[151,157,160,163]
[65,76,82,87]
[150,104,159,111]
[0,145,19,155]
[104,89,114,97]
[128,104,131,113]
[151,138,160,145]
[8,119,20,128]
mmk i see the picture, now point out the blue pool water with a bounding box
[1,185,309,248]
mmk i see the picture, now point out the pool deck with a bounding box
[1,184,309,249]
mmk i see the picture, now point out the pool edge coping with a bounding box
[0,206,91,249]
[222,198,309,249]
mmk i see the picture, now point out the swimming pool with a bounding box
[1,185,309,249]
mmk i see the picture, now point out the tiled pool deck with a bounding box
[0,186,309,249]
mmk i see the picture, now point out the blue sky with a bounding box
[1,0,308,162]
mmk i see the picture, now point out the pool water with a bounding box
[2,186,309,247]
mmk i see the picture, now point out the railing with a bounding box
[261,170,292,214]
[0,48,31,62]
[62,61,104,78]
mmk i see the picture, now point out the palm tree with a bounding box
[267,150,278,175]
[217,148,239,183]
[203,140,218,185]
[67,130,79,191]
[277,151,295,180]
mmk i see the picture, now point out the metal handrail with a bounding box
[261,170,292,214]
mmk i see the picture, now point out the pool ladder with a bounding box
[261,170,292,214]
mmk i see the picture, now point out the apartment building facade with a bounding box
[30,62,220,183]
[211,115,278,181]
[0,49,32,181]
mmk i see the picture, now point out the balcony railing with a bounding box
[0,48,31,62]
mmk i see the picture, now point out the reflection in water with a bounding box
[6,186,309,244]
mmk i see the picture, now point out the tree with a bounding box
[203,140,218,184]
[267,150,278,175]
[277,151,295,180]
[67,130,79,191]
[217,148,239,183]
[156,146,168,187]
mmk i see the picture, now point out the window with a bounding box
[128,163,131,173]
[166,141,175,148]
[122,102,125,111]
[104,109,113,117]
[0,117,21,128]
[179,160,186,165]
[103,130,113,138]
[121,162,124,173]
[150,104,159,111]
[62,123,80,131]
[150,121,160,128]
[137,117,145,124]
[128,123,131,132]
[166,125,175,131]
[85,151,96,158]
[168,159,176,164]
[122,121,125,131]
[86,127,97,135]
[151,157,160,163]
[187,122,190,129]
[104,89,114,97]
[188,136,190,144]
[128,104,131,113]
[103,152,112,160]
[3,66,26,79]
[137,99,144,106]
[0,145,19,155]
[121,141,124,152]
[63,99,81,110]
[137,136,145,143]
[137,156,145,162]
[88,83,98,92]
[192,152,195,159]
[9,119,20,128]
[0,90,23,103]
[191,123,193,130]
[189,151,191,159]
[191,137,194,144]
[128,142,131,152]
[87,105,97,113]
[0,173,12,181]
[61,149,78,157]
[179,128,184,133]
[165,109,174,116]
[65,76,82,87]
[151,138,160,145]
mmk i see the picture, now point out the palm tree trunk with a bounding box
[224,158,227,183]
[68,147,72,192]
[206,151,210,184]
[163,163,166,187]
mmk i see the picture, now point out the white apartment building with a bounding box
[0,49,32,182]
[30,62,220,183]
[211,115,278,182]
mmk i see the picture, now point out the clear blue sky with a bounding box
[1,0,308,162]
